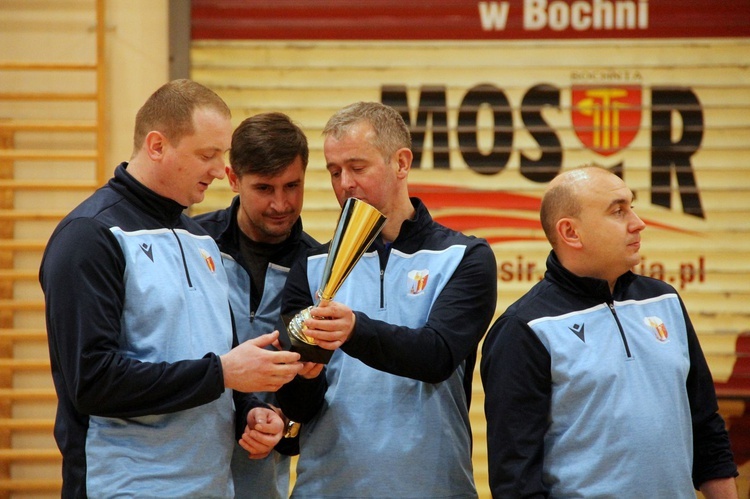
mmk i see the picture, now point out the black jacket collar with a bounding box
[545,250,637,302]
[390,197,433,248]
[199,195,308,267]
[110,162,186,227]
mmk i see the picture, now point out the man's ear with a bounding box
[556,217,583,249]
[226,166,240,193]
[144,131,166,161]
[395,147,413,179]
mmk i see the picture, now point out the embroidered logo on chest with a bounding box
[643,316,669,343]
[407,269,429,295]
[200,249,216,273]
[568,323,585,342]
[139,242,154,262]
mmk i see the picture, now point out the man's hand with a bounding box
[220,331,303,392]
[238,407,285,459]
[298,361,325,379]
[302,300,356,351]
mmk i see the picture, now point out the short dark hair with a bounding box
[133,79,230,155]
[230,112,309,177]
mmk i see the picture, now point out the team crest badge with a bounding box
[407,269,429,295]
[200,249,216,273]
[643,316,669,342]
[572,85,642,157]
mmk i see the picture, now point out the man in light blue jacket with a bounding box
[481,165,738,498]
[40,80,303,498]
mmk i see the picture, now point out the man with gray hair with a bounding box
[277,101,498,497]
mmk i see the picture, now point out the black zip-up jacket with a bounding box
[481,251,737,497]
[40,164,266,498]
[194,195,319,457]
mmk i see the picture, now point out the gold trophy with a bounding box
[283,197,386,363]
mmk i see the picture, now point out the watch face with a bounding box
[285,421,301,439]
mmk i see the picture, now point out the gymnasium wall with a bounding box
[1,0,747,496]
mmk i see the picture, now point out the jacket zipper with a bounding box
[379,268,385,308]
[377,242,390,309]
[249,278,256,323]
[608,302,632,358]
[171,228,193,288]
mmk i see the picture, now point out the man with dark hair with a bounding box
[481,165,738,498]
[40,80,303,497]
[195,112,318,498]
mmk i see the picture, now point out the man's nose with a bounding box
[339,169,356,190]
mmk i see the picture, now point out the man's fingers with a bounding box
[248,330,280,347]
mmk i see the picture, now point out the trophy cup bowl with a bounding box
[284,197,386,363]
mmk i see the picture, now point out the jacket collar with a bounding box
[110,162,186,226]
[391,197,433,247]
[545,250,637,302]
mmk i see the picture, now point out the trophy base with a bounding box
[281,312,334,364]
[288,335,334,364]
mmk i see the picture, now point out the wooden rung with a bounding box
[0,61,97,71]
[0,329,47,342]
[0,179,99,190]
[0,479,61,492]
[0,239,47,250]
[0,389,56,401]
[0,418,54,430]
[0,120,97,132]
[0,269,39,281]
[0,449,60,462]
[0,149,97,161]
[0,92,97,101]
[0,209,68,220]
[0,359,50,371]
[0,299,45,311]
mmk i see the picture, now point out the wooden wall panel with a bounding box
[191,38,750,328]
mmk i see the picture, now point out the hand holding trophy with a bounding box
[283,197,386,363]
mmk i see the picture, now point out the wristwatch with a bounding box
[284,420,300,439]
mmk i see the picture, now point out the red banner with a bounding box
[192,0,750,40]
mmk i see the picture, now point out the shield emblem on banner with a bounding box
[572,85,642,157]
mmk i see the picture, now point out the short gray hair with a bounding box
[323,101,412,162]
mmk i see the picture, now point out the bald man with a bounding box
[480,165,737,498]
